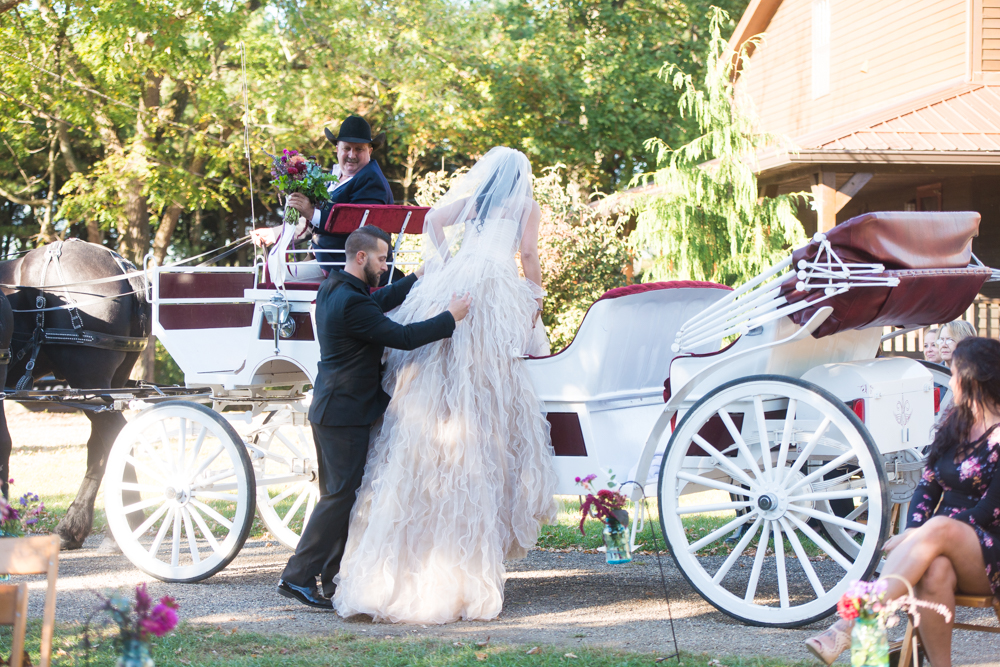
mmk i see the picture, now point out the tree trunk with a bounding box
[36,128,58,244]
[56,119,102,243]
[115,75,160,263]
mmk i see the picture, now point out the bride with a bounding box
[333,147,558,624]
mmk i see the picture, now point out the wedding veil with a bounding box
[422,147,533,270]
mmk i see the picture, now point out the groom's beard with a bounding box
[363,260,382,288]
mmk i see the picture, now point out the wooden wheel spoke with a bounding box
[688,511,756,553]
[712,516,762,584]
[677,471,751,497]
[719,409,763,481]
[281,484,310,528]
[187,505,223,553]
[690,433,757,488]
[753,396,772,480]
[789,450,859,493]
[181,508,201,565]
[189,499,233,531]
[149,507,174,556]
[132,502,170,539]
[784,417,831,478]
[794,504,868,533]
[779,517,825,598]
[773,521,789,608]
[171,510,182,567]
[743,520,770,603]
[676,500,753,515]
[784,512,854,572]
[123,496,166,515]
[774,399,797,483]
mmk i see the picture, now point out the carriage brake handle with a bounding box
[627,306,835,503]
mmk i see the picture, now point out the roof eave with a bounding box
[757,150,1000,180]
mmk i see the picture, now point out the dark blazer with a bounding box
[316,159,394,230]
[308,270,455,427]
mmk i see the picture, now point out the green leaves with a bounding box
[630,7,807,287]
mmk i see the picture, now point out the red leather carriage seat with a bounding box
[324,204,429,235]
[780,211,989,338]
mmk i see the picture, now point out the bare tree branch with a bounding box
[0,0,27,15]
[0,183,45,207]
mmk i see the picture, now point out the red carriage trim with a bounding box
[547,412,588,456]
[324,203,430,235]
[159,272,254,299]
[258,281,323,291]
[159,303,255,330]
[596,280,732,302]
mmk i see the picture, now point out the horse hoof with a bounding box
[59,535,84,551]
[97,534,121,554]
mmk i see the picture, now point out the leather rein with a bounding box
[7,242,148,390]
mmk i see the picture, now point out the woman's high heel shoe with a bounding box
[805,619,852,665]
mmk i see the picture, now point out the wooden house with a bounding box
[730,0,1000,300]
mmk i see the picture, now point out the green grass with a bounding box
[0,622,816,667]
[538,499,828,560]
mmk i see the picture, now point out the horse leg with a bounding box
[54,411,128,549]
[0,405,10,501]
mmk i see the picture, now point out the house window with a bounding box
[812,0,831,99]
[916,183,942,211]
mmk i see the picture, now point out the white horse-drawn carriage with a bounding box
[102,207,991,628]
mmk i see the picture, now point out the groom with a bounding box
[278,225,472,609]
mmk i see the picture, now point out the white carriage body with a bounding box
[113,208,990,627]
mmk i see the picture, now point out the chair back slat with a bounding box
[954,594,999,608]
[0,584,25,625]
[0,536,59,575]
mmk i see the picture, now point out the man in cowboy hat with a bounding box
[282,116,397,281]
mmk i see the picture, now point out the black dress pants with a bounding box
[280,422,370,598]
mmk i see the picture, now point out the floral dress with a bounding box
[906,425,1000,594]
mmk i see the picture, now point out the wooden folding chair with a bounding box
[897,593,1000,667]
[0,536,59,667]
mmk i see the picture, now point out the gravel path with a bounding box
[6,406,999,664]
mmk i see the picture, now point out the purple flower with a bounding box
[135,583,151,616]
[140,601,178,637]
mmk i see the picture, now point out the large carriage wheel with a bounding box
[105,402,256,582]
[658,375,889,627]
[250,406,319,549]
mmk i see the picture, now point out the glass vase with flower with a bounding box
[575,473,631,564]
[837,576,951,667]
[85,583,180,667]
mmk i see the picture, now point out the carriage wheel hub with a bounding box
[757,493,777,511]
[165,486,191,505]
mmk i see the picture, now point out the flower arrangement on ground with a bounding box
[575,472,631,564]
[0,481,46,537]
[265,149,339,225]
[838,577,950,667]
[86,583,179,667]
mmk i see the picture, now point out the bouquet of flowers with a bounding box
[838,577,950,667]
[87,583,179,667]
[265,149,339,225]
[575,473,629,534]
[0,483,46,537]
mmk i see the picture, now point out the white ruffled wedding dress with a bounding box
[333,218,558,624]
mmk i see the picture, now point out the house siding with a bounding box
[986,0,1000,71]
[740,0,968,138]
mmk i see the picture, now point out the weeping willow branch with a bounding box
[629,7,808,286]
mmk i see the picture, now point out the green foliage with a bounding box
[630,8,807,287]
[153,339,184,386]
[533,168,631,350]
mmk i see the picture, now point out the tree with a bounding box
[629,7,806,286]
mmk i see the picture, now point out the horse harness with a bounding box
[11,241,149,391]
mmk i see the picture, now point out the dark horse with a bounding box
[0,238,150,549]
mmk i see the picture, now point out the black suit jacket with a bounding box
[316,159,394,231]
[308,270,455,427]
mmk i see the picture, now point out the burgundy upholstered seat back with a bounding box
[780,212,988,338]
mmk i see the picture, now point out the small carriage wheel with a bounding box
[658,375,889,628]
[250,407,320,550]
[105,401,256,583]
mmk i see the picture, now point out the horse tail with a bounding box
[103,247,151,340]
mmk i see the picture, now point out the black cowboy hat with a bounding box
[324,115,386,149]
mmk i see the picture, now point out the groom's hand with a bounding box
[447,293,472,322]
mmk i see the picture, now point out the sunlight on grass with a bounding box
[0,622,817,667]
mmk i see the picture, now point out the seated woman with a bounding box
[806,336,1000,667]
[936,319,977,370]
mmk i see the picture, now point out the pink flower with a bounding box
[135,583,151,616]
[140,600,178,637]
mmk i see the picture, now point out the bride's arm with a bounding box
[425,197,471,260]
[518,200,543,322]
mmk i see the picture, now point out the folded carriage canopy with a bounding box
[779,211,991,338]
